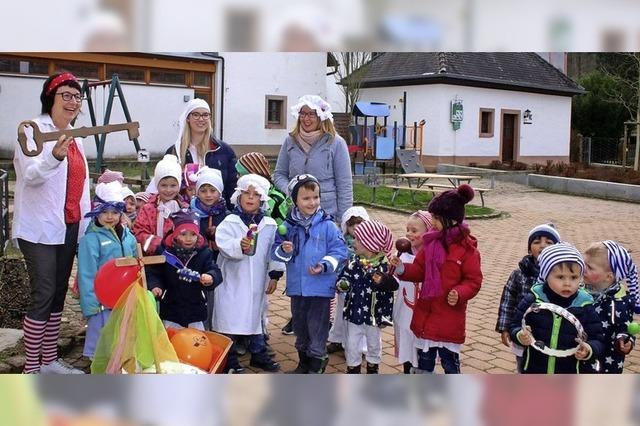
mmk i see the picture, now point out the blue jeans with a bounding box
[417,347,460,374]
[291,296,331,359]
[226,334,267,368]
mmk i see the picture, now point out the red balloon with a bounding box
[170,328,214,371]
[94,259,141,309]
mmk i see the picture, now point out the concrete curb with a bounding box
[527,174,640,203]
[355,202,503,220]
[437,164,640,204]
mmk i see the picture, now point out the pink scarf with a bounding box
[419,224,470,299]
[296,129,324,153]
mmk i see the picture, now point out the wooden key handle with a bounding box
[17,120,141,157]
[17,121,44,157]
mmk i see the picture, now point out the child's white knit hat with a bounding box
[196,166,224,194]
[154,154,182,187]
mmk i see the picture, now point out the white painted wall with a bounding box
[221,52,327,146]
[0,75,192,159]
[358,83,573,158]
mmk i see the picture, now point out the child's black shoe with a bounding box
[327,342,344,354]
[346,365,361,374]
[250,351,280,372]
[250,358,280,372]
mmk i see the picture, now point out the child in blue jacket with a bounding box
[78,182,137,359]
[272,174,348,373]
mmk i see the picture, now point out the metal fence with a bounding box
[584,136,636,167]
[0,169,9,256]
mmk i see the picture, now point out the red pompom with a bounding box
[457,184,475,203]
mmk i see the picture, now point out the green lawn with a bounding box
[353,182,495,216]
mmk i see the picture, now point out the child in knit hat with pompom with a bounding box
[338,220,398,374]
[390,184,482,373]
[496,223,561,372]
[132,154,188,255]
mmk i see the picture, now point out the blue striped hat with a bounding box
[538,242,585,282]
[602,240,639,312]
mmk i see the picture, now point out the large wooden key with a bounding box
[17,120,140,157]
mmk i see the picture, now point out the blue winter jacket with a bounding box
[271,209,348,298]
[510,283,605,374]
[77,222,138,317]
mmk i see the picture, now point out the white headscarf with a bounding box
[174,98,211,165]
[340,206,370,234]
[291,95,333,122]
[230,174,271,209]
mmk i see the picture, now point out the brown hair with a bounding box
[300,180,320,193]
[346,216,365,228]
[550,261,583,275]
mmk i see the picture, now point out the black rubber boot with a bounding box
[366,362,379,374]
[287,351,310,374]
[249,350,280,372]
[307,356,328,374]
[346,365,361,374]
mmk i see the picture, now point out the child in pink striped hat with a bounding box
[338,220,398,374]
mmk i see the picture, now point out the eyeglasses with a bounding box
[56,92,83,102]
[190,112,211,120]
[298,112,318,119]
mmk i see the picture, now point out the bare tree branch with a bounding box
[333,52,373,116]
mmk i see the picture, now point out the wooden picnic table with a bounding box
[366,172,490,207]
[401,173,478,188]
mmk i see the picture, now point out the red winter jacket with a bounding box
[398,234,482,344]
[132,194,187,255]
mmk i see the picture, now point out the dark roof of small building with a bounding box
[343,52,585,96]
[133,52,221,62]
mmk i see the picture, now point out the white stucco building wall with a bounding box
[221,52,327,147]
[0,52,329,159]
[358,83,572,165]
[0,75,192,158]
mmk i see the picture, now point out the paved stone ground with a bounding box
[255,179,640,374]
[2,178,639,374]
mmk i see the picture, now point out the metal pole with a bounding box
[402,91,407,149]
[623,125,628,168]
[393,121,398,172]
